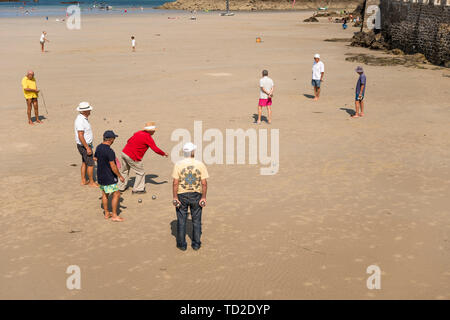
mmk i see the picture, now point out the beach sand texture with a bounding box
[0,12,449,299]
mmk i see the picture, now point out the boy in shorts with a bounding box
[95,130,125,221]
[257,69,274,124]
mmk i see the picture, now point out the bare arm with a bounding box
[24,87,39,93]
[359,84,365,96]
[320,72,324,81]
[173,179,179,201]
[109,161,124,182]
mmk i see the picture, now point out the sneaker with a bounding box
[192,246,201,251]
[177,246,187,251]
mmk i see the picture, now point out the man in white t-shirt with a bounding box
[40,31,49,53]
[257,70,274,124]
[311,53,325,101]
[74,102,97,187]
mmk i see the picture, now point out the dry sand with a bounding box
[0,11,449,300]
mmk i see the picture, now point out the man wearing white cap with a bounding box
[74,102,97,187]
[311,53,325,101]
[172,142,209,251]
[117,122,168,194]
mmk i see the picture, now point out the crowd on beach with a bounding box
[20,27,367,251]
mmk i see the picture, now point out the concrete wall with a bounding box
[379,0,450,65]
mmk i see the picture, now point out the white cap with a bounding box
[314,53,320,59]
[182,142,197,153]
[77,101,93,112]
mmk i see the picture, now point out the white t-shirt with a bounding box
[259,76,274,99]
[40,34,45,42]
[131,39,136,47]
[312,61,325,80]
[74,113,93,145]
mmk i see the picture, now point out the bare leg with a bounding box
[101,191,111,219]
[111,191,124,221]
[316,87,321,99]
[32,99,42,123]
[360,100,364,116]
[257,105,262,124]
[80,162,88,185]
[41,43,44,52]
[267,106,272,124]
[313,86,318,101]
[26,99,34,124]
[87,165,98,187]
[352,100,360,118]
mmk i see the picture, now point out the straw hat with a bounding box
[143,121,157,131]
[77,101,93,112]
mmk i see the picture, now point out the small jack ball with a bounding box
[152,195,156,200]
[138,199,142,203]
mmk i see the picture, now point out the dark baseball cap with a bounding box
[103,130,118,139]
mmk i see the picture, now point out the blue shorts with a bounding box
[355,93,365,101]
[311,79,321,88]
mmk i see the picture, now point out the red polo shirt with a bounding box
[122,131,166,162]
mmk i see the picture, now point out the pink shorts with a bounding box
[258,98,272,107]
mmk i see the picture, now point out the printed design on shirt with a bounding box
[180,165,201,191]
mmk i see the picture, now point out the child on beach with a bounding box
[40,31,49,52]
[257,70,274,124]
[131,36,136,52]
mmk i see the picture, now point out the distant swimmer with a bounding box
[40,31,50,52]
[21,70,42,125]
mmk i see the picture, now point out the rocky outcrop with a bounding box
[159,0,362,11]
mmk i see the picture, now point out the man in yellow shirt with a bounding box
[172,142,209,251]
[21,70,42,125]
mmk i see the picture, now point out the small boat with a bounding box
[318,6,328,11]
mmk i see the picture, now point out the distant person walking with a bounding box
[257,69,274,124]
[131,36,136,52]
[172,142,209,251]
[74,102,97,187]
[311,53,325,101]
[95,130,125,222]
[352,66,367,118]
[40,31,49,52]
[117,122,168,194]
[22,70,42,125]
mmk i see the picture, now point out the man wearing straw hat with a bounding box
[21,70,42,125]
[172,142,209,251]
[117,122,168,194]
[75,102,97,187]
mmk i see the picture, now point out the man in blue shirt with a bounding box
[95,130,125,222]
[352,66,367,118]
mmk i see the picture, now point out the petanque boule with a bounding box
[152,195,156,200]
[138,199,142,203]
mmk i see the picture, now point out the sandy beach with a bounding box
[0,11,449,299]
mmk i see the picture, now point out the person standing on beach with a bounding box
[131,36,136,52]
[311,53,325,101]
[40,31,49,52]
[257,69,274,124]
[172,142,209,251]
[352,66,367,118]
[117,122,168,194]
[74,102,97,187]
[21,70,42,125]
[95,130,125,222]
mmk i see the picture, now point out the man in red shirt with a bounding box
[118,122,168,194]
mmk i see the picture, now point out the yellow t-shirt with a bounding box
[172,158,209,194]
[22,76,38,99]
